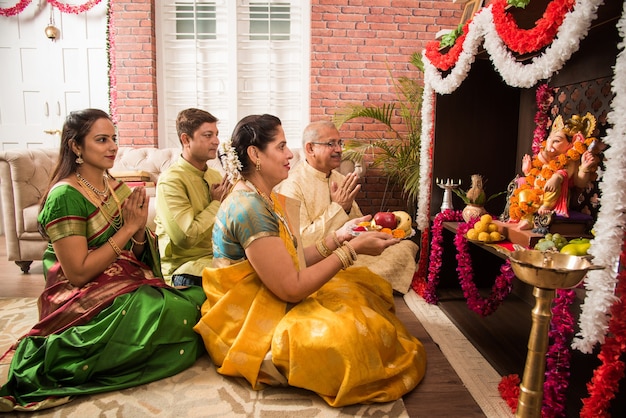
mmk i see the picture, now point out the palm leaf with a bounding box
[333,53,424,208]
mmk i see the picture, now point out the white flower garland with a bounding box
[417,0,626,351]
[218,141,243,184]
[573,6,626,353]
[416,84,436,231]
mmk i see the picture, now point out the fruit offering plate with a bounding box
[351,225,416,240]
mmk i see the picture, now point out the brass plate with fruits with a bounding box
[352,211,415,239]
[464,214,506,244]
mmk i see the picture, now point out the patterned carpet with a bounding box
[0,297,408,417]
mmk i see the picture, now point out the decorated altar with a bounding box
[412,1,626,416]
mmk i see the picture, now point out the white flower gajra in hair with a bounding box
[219,141,243,184]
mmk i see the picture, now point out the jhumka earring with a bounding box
[75,153,84,165]
[256,159,261,172]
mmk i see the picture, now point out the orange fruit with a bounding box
[474,221,488,233]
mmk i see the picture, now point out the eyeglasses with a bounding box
[310,140,344,149]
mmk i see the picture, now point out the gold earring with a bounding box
[75,153,84,165]
[256,158,261,172]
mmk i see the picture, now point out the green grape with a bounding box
[545,233,553,241]
[552,233,562,242]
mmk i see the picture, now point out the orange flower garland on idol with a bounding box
[509,117,595,223]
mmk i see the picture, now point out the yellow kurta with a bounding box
[194,191,426,407]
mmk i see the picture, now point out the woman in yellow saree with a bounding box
[194,114,426,407]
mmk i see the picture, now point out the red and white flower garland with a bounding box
[580,238,626,418]
[417,1,626,413]
[417,0,625,349]
[492,0,575,55]
[0,0,101,16]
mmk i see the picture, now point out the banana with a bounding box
[393,211,412,234]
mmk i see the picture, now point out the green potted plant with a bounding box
[333,52,424,212]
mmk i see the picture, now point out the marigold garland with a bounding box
[532,83,554,155]
[508,134,594,223]
[424,22,471,72]
[492,0,575,54]
[0,0,101,16]
[580,238,626,418]
[47,0,102,15]
[419,210,514,317]
[454,220,514,317]
[421,210,463,304]
[0,0,31,16]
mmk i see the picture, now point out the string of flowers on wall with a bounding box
[0,0,101,16]
[0,0,118,123]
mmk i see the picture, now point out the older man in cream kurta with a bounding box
[277,121,418,293]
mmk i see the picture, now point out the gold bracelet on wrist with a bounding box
[333,246,351,269]
[316,239,332,258]
[343,242,358,262]
[131,236,147,246]
[108,237,122,256]
[332,231,341,249]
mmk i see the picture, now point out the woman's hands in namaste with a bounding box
[123,186,149,232]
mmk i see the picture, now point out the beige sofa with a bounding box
[0,146,352,273]
[0,147,214,273]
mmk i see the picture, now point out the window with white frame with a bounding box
[156,0,310,149]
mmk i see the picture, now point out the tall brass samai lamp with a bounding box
[498,247,603,418]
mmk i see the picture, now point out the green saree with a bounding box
[0,183,206,412]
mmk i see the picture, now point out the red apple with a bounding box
[373,212,397,229]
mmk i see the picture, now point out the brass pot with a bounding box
[462,204,486,223]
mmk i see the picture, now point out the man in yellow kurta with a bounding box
[276,120,418,293]
[154,108,230,286]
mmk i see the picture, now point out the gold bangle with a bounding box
[343,242,358,262]
[332,231,341,248]
[333,247,350,269]
[316,238,332,258]
[108,237,122,256]
[131,236,147,246]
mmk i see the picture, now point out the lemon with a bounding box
[467,229,479,240]
[478,232,491,242]
[488,223,498,233]
[474,221,488,233]
[490,231,502,241]
[480,214,493,224]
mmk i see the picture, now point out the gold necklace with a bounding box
[243,180,297,249]
[76,172,108,197]
[76,177,124,231]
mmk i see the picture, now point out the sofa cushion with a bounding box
[22,204,41,234]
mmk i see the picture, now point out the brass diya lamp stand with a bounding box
[501,248,602,418]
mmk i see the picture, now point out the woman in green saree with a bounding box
[0,109,206,412]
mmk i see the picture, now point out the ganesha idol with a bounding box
[508,112,602,231]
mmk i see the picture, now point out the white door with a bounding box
[0,1,109,151]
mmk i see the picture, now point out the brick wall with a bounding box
[111,0,159,147]
[112,0,462,213]
[309,0,461,214]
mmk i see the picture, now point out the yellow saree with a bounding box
[194,191,426,407]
